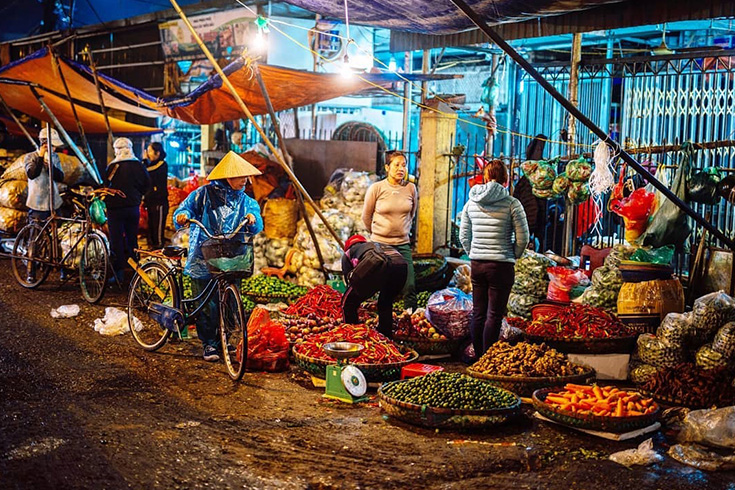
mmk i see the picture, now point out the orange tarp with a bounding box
[0,48,159,134]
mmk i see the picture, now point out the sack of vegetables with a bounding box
[528,161,557,190]
[565,158,592,182]
[425,288,473,340]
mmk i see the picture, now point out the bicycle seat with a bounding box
[163,246,187,258]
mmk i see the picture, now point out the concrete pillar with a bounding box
[416,101,457,254]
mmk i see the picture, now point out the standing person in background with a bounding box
[460,160,529,358]
[105,138,151,283]
[362,151,417,310]
[513,134,547,249]
[142,142,169,250]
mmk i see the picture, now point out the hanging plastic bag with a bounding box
[688,167,722,205]
[565,158,592,182]
[425,288,473,339]
[716,174,735,204]
[610,187,655,244]
[639,144,693,248]
[527,161,556,190]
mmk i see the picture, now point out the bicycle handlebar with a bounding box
[186,218,251,240]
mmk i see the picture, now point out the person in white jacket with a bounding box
[459,160,529,358]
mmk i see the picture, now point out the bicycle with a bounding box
[10,188,123,304]
[126,218,252,380]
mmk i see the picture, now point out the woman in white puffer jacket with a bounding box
[459,160,529,358]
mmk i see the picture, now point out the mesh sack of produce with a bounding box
[532,187,558,199]
[264,237,291,268]
[0,154,26,181]
[507,293,537,320]
[287,248,304,274]
[310,209,353,242]
[0,206,27,233]
[425,288,473,340]
[656,312,692,348]
[0,179,28,210]
[262,198,299,239]
[692,291,735,332]
[296,265,325,287]
[521,160,539,177]
[516,250,555,278]
[695,344,731,371]
[341,171,375,203]
[637,333,686,369]
[712,322,735,358]
[629,363,659,385]
[58,222,84,268]
[452,264,472,293]
[246,308,290,372]
[617,278,685,318]
[552,173,571,195]
[565,158,593,182]
[528,162,556,190]
[58,153,93,186]
[567,181,591,204]
[604,244,637,268]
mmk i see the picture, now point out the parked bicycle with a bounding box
[11,187,123,304]
[127,218,252,380]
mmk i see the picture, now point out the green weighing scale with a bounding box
[323,342,368,404]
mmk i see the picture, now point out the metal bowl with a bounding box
[322,342,364,361]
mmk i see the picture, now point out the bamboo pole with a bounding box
[563,33,582,256]
[168,0,345,250]
[0,92,38,150]
[252,62,330,280]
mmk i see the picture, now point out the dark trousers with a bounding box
[107,206,140,274]
[342,261,407,337]
[191,277,219,349]
[145,202,168,250]
[470,260,515,358]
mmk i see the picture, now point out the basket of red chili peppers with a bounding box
[292,324,419,383]
[523,304,637,354]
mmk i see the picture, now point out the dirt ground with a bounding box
[1,263,734,489]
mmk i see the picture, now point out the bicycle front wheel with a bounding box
[80,232,109,304]
[220,283,247,380]
[11,224,52,289]
[128,261,178,351]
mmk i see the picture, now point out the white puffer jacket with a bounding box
[459,182,529,263]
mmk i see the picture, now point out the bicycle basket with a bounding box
[90,198,107,225]
[201,238,254,274]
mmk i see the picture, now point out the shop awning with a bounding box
[0,47,160,135]
[281,0,625,34]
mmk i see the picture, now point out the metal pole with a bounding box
[31,87,103,185]
[0,92,38,150]
[50,48,95,164]
[563,33,582,256]
[83,45,114,149]
[401,51,411,152]
[252,62,331,280]
[168,0,345,249]
[46,122,55,218]
[449,0,735,251]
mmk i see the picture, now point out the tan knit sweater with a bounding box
[362,179,417,245]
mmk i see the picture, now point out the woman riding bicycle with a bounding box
[173,152,264,362]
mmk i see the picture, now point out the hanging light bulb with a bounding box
[250,15,270,54]
[388,57,397,72]
[340,53,353,78]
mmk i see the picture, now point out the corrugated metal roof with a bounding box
[390,0,735,52]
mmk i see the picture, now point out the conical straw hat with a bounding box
[207,151,262,180]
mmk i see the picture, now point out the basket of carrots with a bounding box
[532,384,660,432]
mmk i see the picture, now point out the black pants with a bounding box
[146,202,168,250]
[108,206,140,274]
[342,261,407,337]
[470,260,515,358]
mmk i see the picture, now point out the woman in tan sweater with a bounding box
[362,151,418,309]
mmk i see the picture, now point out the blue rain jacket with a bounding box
[174,180,263,279]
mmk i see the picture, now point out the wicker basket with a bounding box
[244,293,300,304]
[378,380,521,429]
[636,389,714,410]
[293,345,419,383]
[532,388,660,432]
[524,333,637,354]
[393,335,461,356]
[466,366,595,397]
